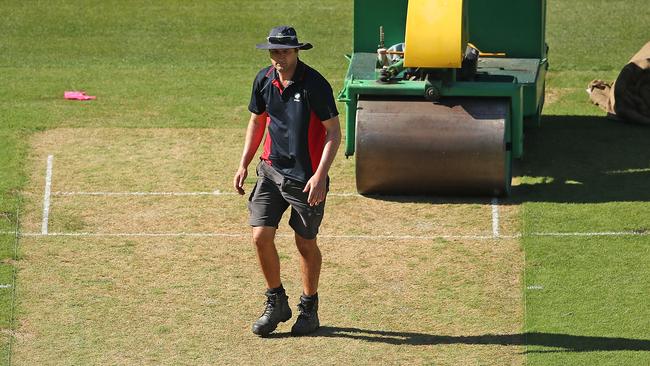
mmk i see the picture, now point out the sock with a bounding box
[267,284,285,294]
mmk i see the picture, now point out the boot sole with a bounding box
[252,311,292,337]
[290,320,320,336]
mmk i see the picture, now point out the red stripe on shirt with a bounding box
[261,113,272,163]
[307,110,326,175]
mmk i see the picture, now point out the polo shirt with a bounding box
[248,59,339,183]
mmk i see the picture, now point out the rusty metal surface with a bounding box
[355,98,510,196]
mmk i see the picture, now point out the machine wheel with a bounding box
[355,98,511,196]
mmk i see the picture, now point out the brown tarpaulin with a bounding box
[588,41,650,125]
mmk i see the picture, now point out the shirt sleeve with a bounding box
[248,72,266,115]
[308,76,339,122]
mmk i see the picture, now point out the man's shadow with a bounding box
[269,326,650,353]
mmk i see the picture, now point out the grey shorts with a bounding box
[248,161,327,239]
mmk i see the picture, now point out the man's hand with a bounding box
[303,174,327,206]
[233,167,248,195]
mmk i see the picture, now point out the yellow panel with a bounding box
[404,0,465,68]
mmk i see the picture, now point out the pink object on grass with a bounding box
[64,91,96,100]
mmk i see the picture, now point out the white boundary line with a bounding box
[491,197,500,238]
[41,155,54,235]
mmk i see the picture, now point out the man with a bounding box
[233,25,341,337]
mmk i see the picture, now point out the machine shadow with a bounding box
[360,115,650,204]
[270,327,650,353]
[512,114,650,203]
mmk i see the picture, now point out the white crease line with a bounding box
[491,197,500,238]
[6,230,650,239]
[41,155,54,235]
[52,191,362,197]
[54,191,236,197]
[10,231,515,240]
[530,231,650,237]
[21,232,246,238]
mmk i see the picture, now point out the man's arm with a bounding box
[233,112,267,195]
[303,116,341,206]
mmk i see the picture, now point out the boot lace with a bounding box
[296,302,314,319]
[261,295,277,317]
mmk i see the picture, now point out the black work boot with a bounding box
[251,288,292,336]
[291,293,319,336]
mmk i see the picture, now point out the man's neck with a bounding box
[277,68,296,85]
[277,60,299,86]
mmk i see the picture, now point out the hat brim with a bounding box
[255,42,313,50]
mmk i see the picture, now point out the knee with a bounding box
[295,237,320,257]
[252,228,275,248]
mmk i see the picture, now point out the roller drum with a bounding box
[355,98,510,196]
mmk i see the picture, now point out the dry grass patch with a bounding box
[20,195,247,235]
[18,193,496,239]
[27,128,244,193]
[26,128,355,195]
[15,127,523,364]
[322,197,495,237]
[22,128,503,238]
[15,235,523,365]
[544,87,573,105]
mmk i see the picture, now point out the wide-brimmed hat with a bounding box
[255,25,313,50]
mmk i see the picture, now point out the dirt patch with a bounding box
[545,88,573,105]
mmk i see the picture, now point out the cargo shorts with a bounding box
[248,160,327,239]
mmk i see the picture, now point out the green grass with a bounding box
[1,0,650,364]
[525,236,650,365]
[521,1,650,364]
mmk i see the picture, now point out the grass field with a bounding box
[2,0,650,365]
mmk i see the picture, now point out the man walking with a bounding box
[233,26,341,337]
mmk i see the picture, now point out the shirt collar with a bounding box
[272,59,305,85]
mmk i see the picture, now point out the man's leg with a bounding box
[251,226,292,336]
[282,180,325,336]
[252,226,281,289]
[294,233,321,295]
[291,232,321,336]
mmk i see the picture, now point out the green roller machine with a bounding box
[338,0,548,196]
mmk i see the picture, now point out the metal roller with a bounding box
[355,98,510,196]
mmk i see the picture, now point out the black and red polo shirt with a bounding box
[248,59,339,183]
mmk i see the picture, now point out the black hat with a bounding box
[255,25,313,50]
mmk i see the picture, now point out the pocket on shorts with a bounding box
[248,180,259,202]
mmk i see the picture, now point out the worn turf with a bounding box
[14,234,523,365]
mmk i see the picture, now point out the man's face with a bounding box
[269,48,299,73]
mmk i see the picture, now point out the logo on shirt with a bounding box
[293,92,301,102]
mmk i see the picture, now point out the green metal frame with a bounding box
[338,69,525,158]
[339,0,548,162]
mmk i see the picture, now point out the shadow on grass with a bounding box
[513,115,650,203]
[357,115,650,204]
[270,327,650,353]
